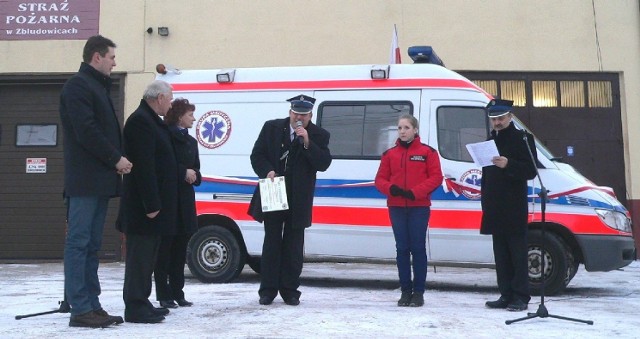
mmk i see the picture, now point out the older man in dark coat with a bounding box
[248,94,332,306]
[481,99,537,312]
[117,80,178,323]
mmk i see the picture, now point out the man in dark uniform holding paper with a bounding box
[248,94,332,306]
[481,99,537,312]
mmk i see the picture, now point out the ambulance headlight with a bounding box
[595,209,632,233]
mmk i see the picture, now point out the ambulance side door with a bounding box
[425,100,495,264]
[305,89,421,259]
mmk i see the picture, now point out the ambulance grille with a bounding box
[566,195,590,206]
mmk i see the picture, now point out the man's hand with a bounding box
[491,156,508,169]
[147,210,159,219]
[266,170,276,181]
[116,156,133,174]
[185,169,197,184]
[294,125,309,147]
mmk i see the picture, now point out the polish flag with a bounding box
[389,24,401,64]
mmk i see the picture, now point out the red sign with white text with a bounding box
[1,0,100,41]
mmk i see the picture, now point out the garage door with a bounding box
[0,74,125,260]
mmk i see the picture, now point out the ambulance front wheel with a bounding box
[527,230,574,296]
[186,225,245,283]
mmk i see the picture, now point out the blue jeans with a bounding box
[64,196,109,315]
[389,206,430,293]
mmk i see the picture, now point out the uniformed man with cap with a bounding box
[248,94,332,306]
[480,99,538,312]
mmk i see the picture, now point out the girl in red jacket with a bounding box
[375,114,443,307]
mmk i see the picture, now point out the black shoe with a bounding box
[485,296,510,309]
[398,291,412,307]
[506,299,528,312]
[94,308,124,325]
[176,298,193,307]
[284,297,300,306]
[150,306,170,316]
[409,292,424,307]
[124,311,165,324]
[259,296,274,305]
[69,310,115,328]
[159,300,178,309]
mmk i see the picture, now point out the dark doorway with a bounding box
[0,74,126,260]
[460,71,626,207]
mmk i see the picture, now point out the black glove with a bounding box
[390,185,403,197]
[402,189,416,201]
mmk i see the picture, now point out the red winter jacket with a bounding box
[375,136,443,207]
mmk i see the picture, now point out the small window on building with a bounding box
[588,81,613,107]
[16,124,57,146]
[437,106,488,162]
[560,81,585,107]
[472,80,498,97]
[532,81,557,107]
[500,80,526,107]
[319,102,411,158]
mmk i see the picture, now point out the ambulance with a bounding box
[157,47,635,295]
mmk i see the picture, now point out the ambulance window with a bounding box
[436,106,487,162]
[319,102,412,159]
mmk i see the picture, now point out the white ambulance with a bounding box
[157,48,635,295]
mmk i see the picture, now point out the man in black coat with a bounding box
[117,80,178,323]
[481,99,537,312]
[248,94,332,306]
[59,35,132,328]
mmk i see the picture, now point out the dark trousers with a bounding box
[492,232,531,303]
[259,210,305,300]
[123,233,161,314]
[154,232,190,301]
[389,206,430,293]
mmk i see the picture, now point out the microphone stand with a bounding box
[15,297,70,320]
[506,133,592,325]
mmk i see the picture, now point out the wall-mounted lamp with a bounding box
[157,27,169,36]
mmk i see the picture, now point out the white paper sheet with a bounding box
[259,176,289,212]
[465,140,500,167]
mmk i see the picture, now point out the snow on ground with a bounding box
[1,260,639,338]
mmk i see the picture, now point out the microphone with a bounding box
[295,121,304,144]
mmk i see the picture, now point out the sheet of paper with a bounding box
[465,140,500,167]
[259,176,289,212]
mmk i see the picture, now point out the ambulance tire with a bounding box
[527,230,570,296]
[186,225,245,283]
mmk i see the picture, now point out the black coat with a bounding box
[117,100,179,236]
[248,117,331,228]
[59,62,123,197]
[170,126,201,235]
[480,122,537,235]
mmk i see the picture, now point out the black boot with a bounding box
[397,291,412,307]
[409,292,424,307]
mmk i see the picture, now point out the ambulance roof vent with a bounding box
[408,46,445,67]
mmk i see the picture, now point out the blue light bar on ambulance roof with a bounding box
[408,46,445,67]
